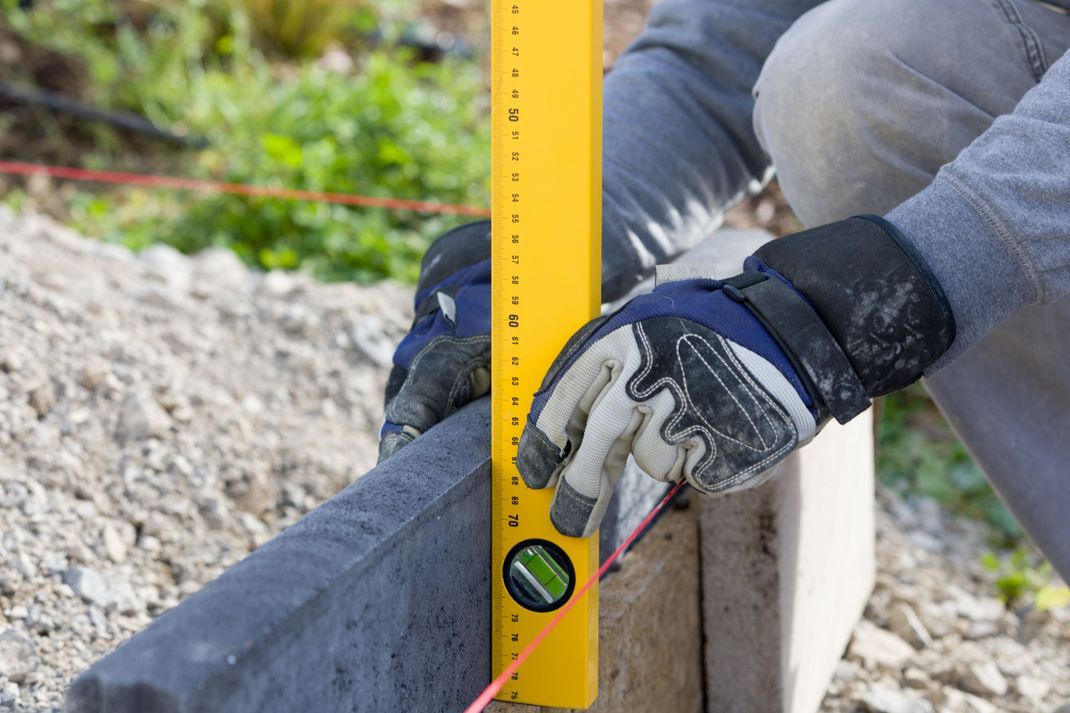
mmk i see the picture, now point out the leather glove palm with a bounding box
[518,216,955,537]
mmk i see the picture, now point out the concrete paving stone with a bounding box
[66,400,670,713]
[67,401,494,713]
[701,413,876,713]
[675,227,876,713]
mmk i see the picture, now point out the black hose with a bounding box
[0,80,208,149]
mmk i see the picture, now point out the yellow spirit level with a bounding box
[490,0,603,707]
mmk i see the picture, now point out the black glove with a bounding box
[378,221,491,461]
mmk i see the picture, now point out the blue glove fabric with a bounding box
[388,259,492,375]
[379,222,492,460]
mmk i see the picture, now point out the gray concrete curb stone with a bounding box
[66,399,666,713]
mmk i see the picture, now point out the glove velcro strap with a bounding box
[722,273,870,424]
[753,216,955,396]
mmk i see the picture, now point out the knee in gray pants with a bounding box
[754,0,1070,579]
[751,0,1053,225]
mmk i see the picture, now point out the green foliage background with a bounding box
[878,385,1021,545]
[3,0,490,284]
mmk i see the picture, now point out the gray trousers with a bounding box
[751,0,1070,575]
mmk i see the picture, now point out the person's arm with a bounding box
[519,28,1070,537]
[378,0,826,461]
[601,0,824,300]
[888,50,1070,367]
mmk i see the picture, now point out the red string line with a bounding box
[462,478,688,713]
[0,161,492,218]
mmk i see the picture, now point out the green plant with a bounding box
[981,549,1070,610]
[242,0,370,58]
[3,0,253,146]
[877,384,1022,544]
[4,0,490,284]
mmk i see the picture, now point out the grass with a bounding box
[982,549,1070,610]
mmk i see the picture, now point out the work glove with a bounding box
[378,221,491,461]
[517,216,956,537]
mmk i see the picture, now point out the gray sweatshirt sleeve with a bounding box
[888,50,1070,367]
[601,0,823,300]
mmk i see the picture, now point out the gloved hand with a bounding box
[517,216,956,537]
[378,221,492,461]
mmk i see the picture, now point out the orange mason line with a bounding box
[0,160,492,218]
[462,479,687,713]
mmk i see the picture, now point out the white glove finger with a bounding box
[549,348,646,537]
[517,326,635,489]
[630,389,691,482]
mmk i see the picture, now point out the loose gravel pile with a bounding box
[823,489,1070,713]
[0,207,409,711]
[0,208,1066,712]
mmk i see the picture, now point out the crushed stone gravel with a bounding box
[0,207,408,711]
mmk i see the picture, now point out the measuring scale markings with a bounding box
[491,0,602,707]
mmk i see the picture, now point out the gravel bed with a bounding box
[0,208,408,711]
[823,488,1070,713]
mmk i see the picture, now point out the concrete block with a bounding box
[66,399,670,713]
[687,227,875,713]
[701,413,875,713]
[598,464,671,562]
[572,499,704,713]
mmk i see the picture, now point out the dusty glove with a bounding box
[378,221,491,461]
[517,216,955,537]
